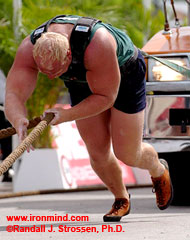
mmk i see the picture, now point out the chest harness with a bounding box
[31,15,101,83]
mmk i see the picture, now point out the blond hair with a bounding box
[33,32,70,66]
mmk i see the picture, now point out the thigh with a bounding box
[111,107,144,163]
[76,110,111,159]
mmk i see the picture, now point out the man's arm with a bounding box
[5,36,38,134]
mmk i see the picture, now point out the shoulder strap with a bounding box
[31,15,67,44]
[70,17,101,64]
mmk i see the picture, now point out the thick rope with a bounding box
[0,185,109,199]
[0,117,41,140]
[0,113,54,176]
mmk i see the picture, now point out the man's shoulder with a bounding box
[16,36,35,59]
[14,36,36,69]
[87,27,117,57]
[85,28,117,70]
[20,36,33,50]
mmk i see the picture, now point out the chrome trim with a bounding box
[143,139,190,153]
[144,96,190,138]
[146,81,190,92]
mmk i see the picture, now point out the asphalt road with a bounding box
[0,187,190,240]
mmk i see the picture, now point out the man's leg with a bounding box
[111,108,164,176]
[76,110,129,200]
[111,107,173,210]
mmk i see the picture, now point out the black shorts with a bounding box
[64,49,146,114]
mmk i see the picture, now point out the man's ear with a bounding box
[67,49,71,58]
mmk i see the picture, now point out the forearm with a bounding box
[5,92,27,127]
[61,94,114,122]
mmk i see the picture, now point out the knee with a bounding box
[114,149,141,167]
[141,142,158,161]
[87,144,111,166]
[113,142,158,168]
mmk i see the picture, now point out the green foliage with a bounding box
[0,0,165,147]
[21,0,165,47]
[0,0,18,75]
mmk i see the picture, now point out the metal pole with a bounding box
[13,0,22,41]
[143,0,151,9]
[185,0,190,25]
[188,4,190,25]
[0,106,4,112]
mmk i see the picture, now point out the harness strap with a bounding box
[70,17,101,65]
[141,50,190,78]
[61,17,101,82]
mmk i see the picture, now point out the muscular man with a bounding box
[5,15,173,222]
